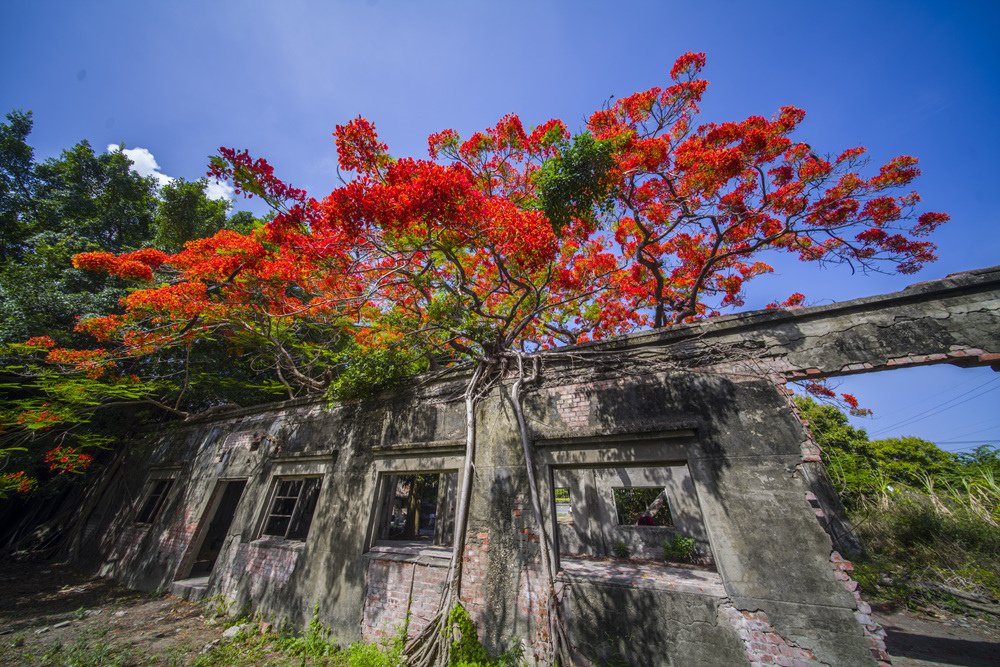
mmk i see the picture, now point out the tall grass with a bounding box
[850,468,1000,610]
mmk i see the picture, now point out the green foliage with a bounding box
[797,396,1000,611]
[193,630,273,667]
[343,640,403,667]
[153,178,229,252]
[192,609,408,667]
[326,344,428,402]
[0,111,289,501]
[795,397,957,505]
[851,490,1000,608]
[447,603,491,667]
[611,487,672,525]
[0,110,37,262]
[532,132,618,231]
[32,141,157,252]
[611,541,630,559]
[955,445,1000,478]
[0,113,157,345]
[662,534,696,563]
[275,605,339,659]
[226,209,264,234]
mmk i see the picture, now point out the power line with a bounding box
[869,376,1000,436]
[929,439,1000,445]
[862,372,992,421]
[941,414,1000,436]
[944,423,1000,441]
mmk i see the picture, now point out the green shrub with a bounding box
[277,606,337,659]
[611,541,630,559]
[344,640,400,667]
[662,534,696,563]
[448,603,491,666]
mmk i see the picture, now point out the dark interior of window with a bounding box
[612,487,673,526]
[376,472,457,547]
[135,478,174,524]
[261,477,321,541]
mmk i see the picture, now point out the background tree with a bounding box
[153,178,230,252]
[0,112,157,345]
[796,396,999,611]
[0,110,38,263]
[0,112,278,513]
[795,396,958,503]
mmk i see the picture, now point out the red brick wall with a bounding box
[361,557,449,642]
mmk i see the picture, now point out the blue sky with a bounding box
[2,1,998,451]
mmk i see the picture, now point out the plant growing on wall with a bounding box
[2,52,947,665]
[662,534,697,564]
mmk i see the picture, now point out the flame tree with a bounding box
[1,53,947,664]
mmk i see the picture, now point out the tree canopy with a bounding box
[795,396,999,505]
[0,110,269,496]
[1,52,950,496]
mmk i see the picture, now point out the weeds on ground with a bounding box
[796,398,1000,615]
[192,604,522,667]
[193,605,408,667]
[33,628,132,667]
[850,483,1000,611]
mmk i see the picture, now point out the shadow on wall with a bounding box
[565,581,746,667]
[525,370,749,506]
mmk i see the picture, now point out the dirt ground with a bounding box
[0,561,230,666]
[0,560,997,666]
[872,603,1000,667]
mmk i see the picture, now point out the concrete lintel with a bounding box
[372,439,466,457]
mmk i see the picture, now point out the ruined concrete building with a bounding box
[75,266,999,666]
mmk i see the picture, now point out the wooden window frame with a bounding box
[258,475,322,542]
[134,477,176,525]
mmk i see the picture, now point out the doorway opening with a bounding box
[190,480,247,577]
[172,479,247,601]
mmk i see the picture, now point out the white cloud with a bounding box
[107,144,172,188]
[204,178,235,202]
[107,144,232,201]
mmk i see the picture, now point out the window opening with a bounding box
[551,464,710,566]
[612,487,673,526]
[261,477,321,541]
[136,478,174,524]
[377,472,457,547]
[553,487,573,524]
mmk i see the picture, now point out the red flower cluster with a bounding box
[43,446,94,474]
[74,315,124,342]
[803,383,872,417]
[209,147,307,203]
[46,347,111,378]
[15,406,63,429]
[0,471,36,495]
[24,335,57,349]
[335,117,390,174]
[72,251,161,282]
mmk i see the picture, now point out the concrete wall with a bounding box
[79,266,1000,666]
